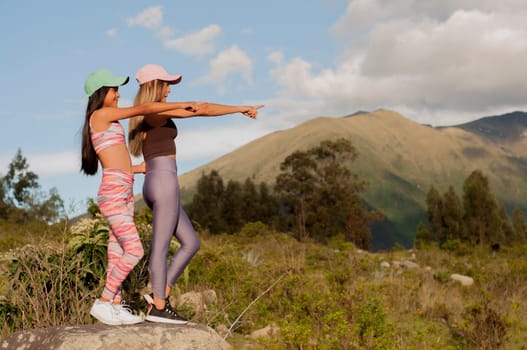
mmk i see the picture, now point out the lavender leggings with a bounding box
[143,156,200,299]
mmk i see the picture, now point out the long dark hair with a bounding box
[81,87,111,175]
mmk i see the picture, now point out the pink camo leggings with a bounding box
[98,169,144,302]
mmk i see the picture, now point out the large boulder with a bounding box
[1,322,231,350]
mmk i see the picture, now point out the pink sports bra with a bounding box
[90,120,126,154]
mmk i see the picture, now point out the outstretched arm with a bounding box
[90,101,200,131]
[154,103,264,119]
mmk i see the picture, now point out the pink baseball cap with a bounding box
[135,64,182,85]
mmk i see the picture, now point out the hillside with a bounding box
[177,109,527,249]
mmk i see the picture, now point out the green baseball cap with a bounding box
[84,69,130,97]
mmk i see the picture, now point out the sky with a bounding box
[2,0,527,217]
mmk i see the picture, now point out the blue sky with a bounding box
[2,1,527,217]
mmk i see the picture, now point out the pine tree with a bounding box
[241,178,259,223]
[187,170,226,233]
[462,170,500,247]
[222,180,244,233]
[415,221,434,247]
[442,186,464,242]
[425,185,443,243]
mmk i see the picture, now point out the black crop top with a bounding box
[142,119,178,161]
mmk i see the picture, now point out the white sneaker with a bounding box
[90,299,121,325]
[115,301,143,325]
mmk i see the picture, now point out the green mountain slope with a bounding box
[178,109,527,250]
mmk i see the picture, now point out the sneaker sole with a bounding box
[90,311,122,326]
[145,315,188,325]
[120,317,144,325]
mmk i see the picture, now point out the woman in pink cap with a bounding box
[81,68,201,326]
[128,64,263,324]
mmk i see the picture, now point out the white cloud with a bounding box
[198,45,253,94]
[268,1,527,126]
[127,7,222,58]
[127,6,163,30]
[163,24,221,56]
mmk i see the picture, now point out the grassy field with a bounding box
[1,217,526,349]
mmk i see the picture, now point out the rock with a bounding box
[380,261,390,268]
[250,324,279,339]
[0,322,231,350]
[201,290,217,305]
[402,260,419,269]
[178,291,204,312]
[177,289,217,314]
[450,273,474,286]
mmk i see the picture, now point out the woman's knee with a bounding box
[123,240,144,261]
[189,237,200,255]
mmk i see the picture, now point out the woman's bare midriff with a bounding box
[97,144,134,173]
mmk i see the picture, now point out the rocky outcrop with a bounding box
[0,322,231,350]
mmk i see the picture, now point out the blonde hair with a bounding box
[128,80,168,157]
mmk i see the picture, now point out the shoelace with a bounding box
[164,304,177,316]
[113,301,133,314]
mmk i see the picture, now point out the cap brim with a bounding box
[164,75,182,85]
[112,76,129,87]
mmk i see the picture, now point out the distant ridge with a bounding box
[177,109,527,250]
[344,110,370,118]
[451,111,527,143]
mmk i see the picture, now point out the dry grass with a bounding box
[2,222,526,349]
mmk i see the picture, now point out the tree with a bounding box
[188,171,280,234]
[257,182,279,226]
[275,150,317,240]
[0,149,64,223]
[442,186,464,243]
[274,138,381,247]
[187,170,225,233]
[424,185,443,243]
[462,170,501,247]
[415,221,434,247]
[240,178,259,223]
[2,149,39,211]
[222,180,244,233]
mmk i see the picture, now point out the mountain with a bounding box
[452,111,527,143]
[177,109,527,250]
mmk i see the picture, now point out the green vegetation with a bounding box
[2,140,527,348]
[187,139,381,250]
[2,217,527,349]
[0,149,66,250]
[419,170,526,250]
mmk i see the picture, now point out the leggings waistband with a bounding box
[145,156,178,173]
[101,168,134,185]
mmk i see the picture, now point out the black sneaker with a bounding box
[144,294,188,325]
